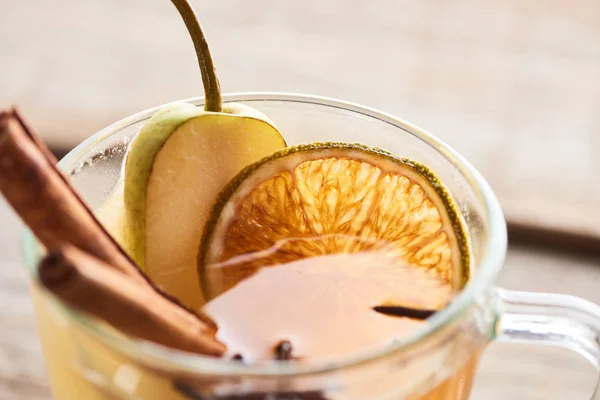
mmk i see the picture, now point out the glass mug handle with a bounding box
[494,288,600,399]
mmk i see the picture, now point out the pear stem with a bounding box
[171,0,222,112]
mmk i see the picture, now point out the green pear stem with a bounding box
[171,0,222,112]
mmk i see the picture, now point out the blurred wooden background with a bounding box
[1,0,599,245]
[1,0,600,398]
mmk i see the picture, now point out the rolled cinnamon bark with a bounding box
[0,107,222,352]
[0,107,145,283]
[39,245,225,356]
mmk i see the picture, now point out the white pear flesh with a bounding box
[123,102,286,309]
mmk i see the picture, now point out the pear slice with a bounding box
[123,101,285,309]
[121,0,287,309]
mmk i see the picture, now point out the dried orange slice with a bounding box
[199,142,470,300]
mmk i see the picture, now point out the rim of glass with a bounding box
[22,92,507,377]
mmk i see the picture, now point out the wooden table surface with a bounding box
[1,0,600,399]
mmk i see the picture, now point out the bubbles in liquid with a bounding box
[69,140,129,210]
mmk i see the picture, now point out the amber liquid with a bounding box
[199,251,479,400]
[412,353,480,400]
[93,187,479,399]
[203,251,455,362]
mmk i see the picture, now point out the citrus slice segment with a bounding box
[199,142,470,300]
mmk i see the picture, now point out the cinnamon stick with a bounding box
[0,107,145,283]
[39,245,225,356]
[0,107,219,335]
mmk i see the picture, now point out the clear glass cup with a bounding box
[22,93,600,400]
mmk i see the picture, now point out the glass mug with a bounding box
[22,93,600,400]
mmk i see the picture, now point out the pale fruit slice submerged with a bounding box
[199,142,470,300]
[123,102,286,309]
